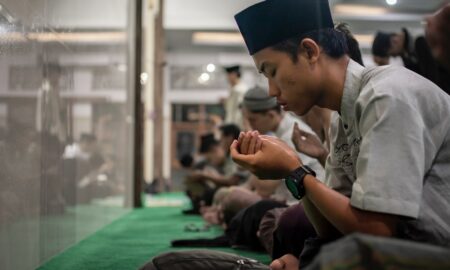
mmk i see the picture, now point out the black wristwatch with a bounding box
[284,165,316,200]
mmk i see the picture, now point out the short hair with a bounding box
[219,124,241,140]
[199,133,219,154]
[179,154,194,168]
[372,32,393,58]
[272,23,363,65]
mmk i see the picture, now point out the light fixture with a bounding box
[386,0,397,6]
[198,72,210,84]
[206,64,216,73]
[26,32,126,43]
[334,4,388,16]
[192,32,244,46]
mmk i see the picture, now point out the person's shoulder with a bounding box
[360,65,447,102]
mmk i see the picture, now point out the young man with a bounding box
[231,0,450,268]
[223,65,249,129]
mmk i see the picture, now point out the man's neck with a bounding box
[318,56,350,113]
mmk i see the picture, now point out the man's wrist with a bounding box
[287,158,302,172]
[303,174,317,197]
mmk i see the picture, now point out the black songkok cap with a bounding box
[224,65,241,73]
[372,32,393,57]
[235,0,334,55]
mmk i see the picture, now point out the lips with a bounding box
[278,100,289,110]
[277,100,287,106]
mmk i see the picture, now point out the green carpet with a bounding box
[38,193,271,270]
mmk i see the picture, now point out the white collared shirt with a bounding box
[225,81,248,128]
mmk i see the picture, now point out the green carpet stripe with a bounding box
[38,196,270,269]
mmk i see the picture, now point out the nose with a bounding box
[268,79,280,97]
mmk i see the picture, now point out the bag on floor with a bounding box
[139,250,269,270]
[303,233,450,270]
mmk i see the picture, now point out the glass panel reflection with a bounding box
[0,1,133,269]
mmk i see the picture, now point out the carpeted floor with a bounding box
[38,193,271,270]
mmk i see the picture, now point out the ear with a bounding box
[299,38,320,63]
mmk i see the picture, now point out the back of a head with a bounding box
[372,32,393,58]
[199,133,219,154]
[179,154,194,168]
[219,124,241,140]
[336,23,364,66]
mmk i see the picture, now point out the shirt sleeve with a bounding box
[351,94,425,218]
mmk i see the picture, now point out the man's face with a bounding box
[252,47,321,116]
[243,108,274,134]
[226,72,239,86]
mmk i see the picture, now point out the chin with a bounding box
[294,107,312,116]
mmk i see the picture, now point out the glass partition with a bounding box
[0,0,135,269]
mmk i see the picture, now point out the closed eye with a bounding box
[271,69,277,78]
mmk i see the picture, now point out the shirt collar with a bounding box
[340,59,365,127]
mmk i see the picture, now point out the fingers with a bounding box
[238,131,260,154]
[230,139,241,157]
[270,254,299,270]
[247,131,260,154]
[269,258,285,270]
[255,135,263,152]
[240,131,252,154]
[230,140,252,167]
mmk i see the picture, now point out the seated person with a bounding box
[232,0,450,269]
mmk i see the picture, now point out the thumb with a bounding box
[230,140,252,165]
[269,259,285,270]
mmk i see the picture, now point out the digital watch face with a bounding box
[285,178,300,199]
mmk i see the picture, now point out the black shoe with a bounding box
[182,208,200,215]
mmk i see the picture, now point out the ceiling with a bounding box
[164,0,448,53]
[0,0,446,54]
